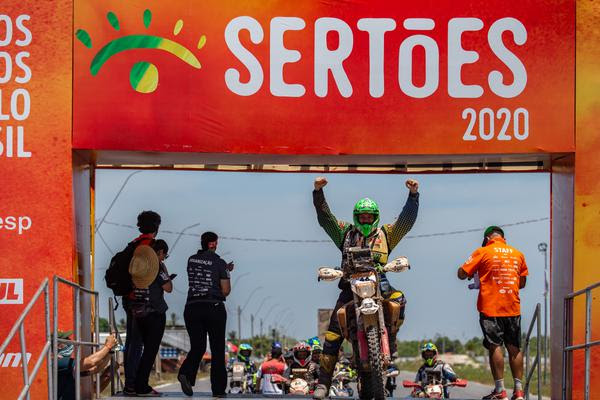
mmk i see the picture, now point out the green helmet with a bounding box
[353,198,380,237]
[238,343,253,362]
[307,336,322,352]
[421,342,438,367]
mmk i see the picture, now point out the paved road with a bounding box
[110,371,496,399]
[109,370,550,399]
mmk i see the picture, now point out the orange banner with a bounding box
[574,1,600,398]
[0,1,73,397]
[73,0,574,155]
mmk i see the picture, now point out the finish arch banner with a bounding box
[73,0,574,155]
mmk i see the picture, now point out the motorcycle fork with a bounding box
[375,293,392,365]
[355,286,386,368]
[354,292,369,368]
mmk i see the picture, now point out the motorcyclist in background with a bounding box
[312,176,420,399]
[264,341,284,362]
[284,342,320,388]
[307,336,323,376]
[228,343,257,392]
[256,342,287,395]
[283,350,294,368]
[412,342,458,398]
[330,356,357,397]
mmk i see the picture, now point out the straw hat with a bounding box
[129,245,159,289]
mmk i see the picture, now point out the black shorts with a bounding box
[479,313,521,349]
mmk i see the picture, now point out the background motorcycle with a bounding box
[270,373,311,395]
[228,361,254,394]
[318,248,409,400]
[402,373,468,399]
[329,367,356,397]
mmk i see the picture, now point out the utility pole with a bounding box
[538,242,548,384]
[251,314,255,338]
[260,319,264,337]
[237,305,242,343]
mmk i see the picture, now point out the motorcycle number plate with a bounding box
[233,365,244,373]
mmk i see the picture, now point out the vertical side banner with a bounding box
[574,0,600,398]
[0,1,73,397]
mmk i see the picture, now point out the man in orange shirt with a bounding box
[458,226,528,400]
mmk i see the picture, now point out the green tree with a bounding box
[99,317,110,332]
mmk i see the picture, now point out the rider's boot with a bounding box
[313,353,337,399]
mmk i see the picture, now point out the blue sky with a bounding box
[94,170,550,342]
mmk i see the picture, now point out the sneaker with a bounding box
[122,387,136,396]
[137,388,162,397]
[213,393,227,398]
[511,390,525,400]
[482,390,508,400]
[313,383,329,399]
[178,374,193,397]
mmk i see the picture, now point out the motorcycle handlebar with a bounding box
[402,379,469,389]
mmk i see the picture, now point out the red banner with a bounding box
[73,0,574,155]
[0,1,73,397]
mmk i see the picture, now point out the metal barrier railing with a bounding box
[53,276,101,399]
[0,278,52,400]
[524,303,542,400]
[108,296,124,395]
[562,281,600,400]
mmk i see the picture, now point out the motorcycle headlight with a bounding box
[351,280,376,298]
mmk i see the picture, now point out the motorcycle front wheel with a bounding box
[363,325,386,400]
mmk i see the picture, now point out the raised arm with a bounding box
[312,177,351,248]
[384,179,420,251]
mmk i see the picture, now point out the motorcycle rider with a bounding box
[228,343,257,392]
[330,356,357,397]
[264,341,284,362]
[283,350,294,368]
[412,342,458,398]
[312,176,420,399]
[236,343,255,370]
[256,342,287,395]
[307,336,323,375]
[284,342,320,389]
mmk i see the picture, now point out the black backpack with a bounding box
[105,239,142,296]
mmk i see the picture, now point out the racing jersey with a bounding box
[415,361,457,383]
[257,358,286,394]
[461,237,529,317]
[313,189,418,289]
[415,361,457,398]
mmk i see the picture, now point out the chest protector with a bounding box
[341,227,389,268]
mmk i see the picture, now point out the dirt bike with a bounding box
[318,247,410,400]
[402,369,468,399]
[329,366,357,397]
[270,372,312,395]
[228,361,254,394]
